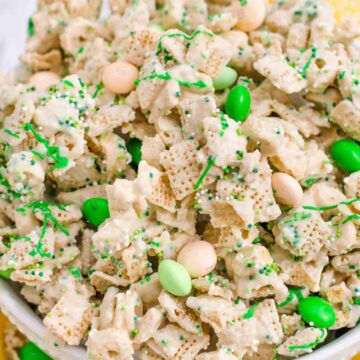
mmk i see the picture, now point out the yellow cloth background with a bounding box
[0,0,359,359]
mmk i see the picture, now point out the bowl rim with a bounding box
[0,278,359,360]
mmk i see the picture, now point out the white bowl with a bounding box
[0,278,359,360]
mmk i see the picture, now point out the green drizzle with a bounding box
[3,129,20,139]
[288,328,327,352]
[300,47,317,79]
[156,29,214,55]
[342,214,360,224]
[0,171,21,199]
[17,201,70,240]
[194,156,216,190]
[282,212,312,224]
[92,82,104,98]
[277,288,304,308]
[24,123,69,170]
[302,198,360,211]
[242,302,260,319]
[134,71,208,89]
[68,266,83,280]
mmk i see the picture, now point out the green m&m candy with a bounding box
[0,268,14,279]
[298,296,336,328]
[225,85,251,122]
[19,342,52,360]
[330,139,360,173]
[158,259,192,296]
[82,198,110,228]
[128,138,142,165]
[213,66,238,91]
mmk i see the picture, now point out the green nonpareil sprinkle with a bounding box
[219,111,229,136]
[92,82,104,98]
[194,156,216,190]
[135,71,208,89]
[288,328,327,352]
[27,17,35,37]
[17,201,70,240]
[242,302,260,319]
[3,129,20,139]
[68,266,83,280]
[24,123,69,170]
[302,198,360,211]
[239,0,248,5]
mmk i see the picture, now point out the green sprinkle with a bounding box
[24,123,69,171]
[302,198,360,211]
[3,129,20,139]
[288,328,327,352]
[92,82,104,98]
[277,288,304,308]
[242,302,260,319]
[27,17,35,37]
[17,201,70,240]
[68,266,83,280]
[194,156,216,190]
[135,71,208,89]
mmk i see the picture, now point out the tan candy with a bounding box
[102,61,139,94]
[231,0,267,32]
[177,241,217,278]
[272,172,303,207]
[29,71,60,90]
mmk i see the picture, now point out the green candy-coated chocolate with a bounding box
[298,296,336,328]
[19,342,52,360]
[158,259,192,296]
[330,139,360,173]
[0,269,14,279]
[225,85,251,122]
[82,197,110,228]
[213,66,238,91]
[128,138,142,165]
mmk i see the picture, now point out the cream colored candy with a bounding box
[29,71,60,90]
[177,241,217,278]
[231,0,267,32]
[102,61,139,94]
[272,172,304,207]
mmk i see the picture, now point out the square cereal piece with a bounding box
[148,324,209,359]
[148,173,177,213]
[160,139,213,200]
[44,291,92,345]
